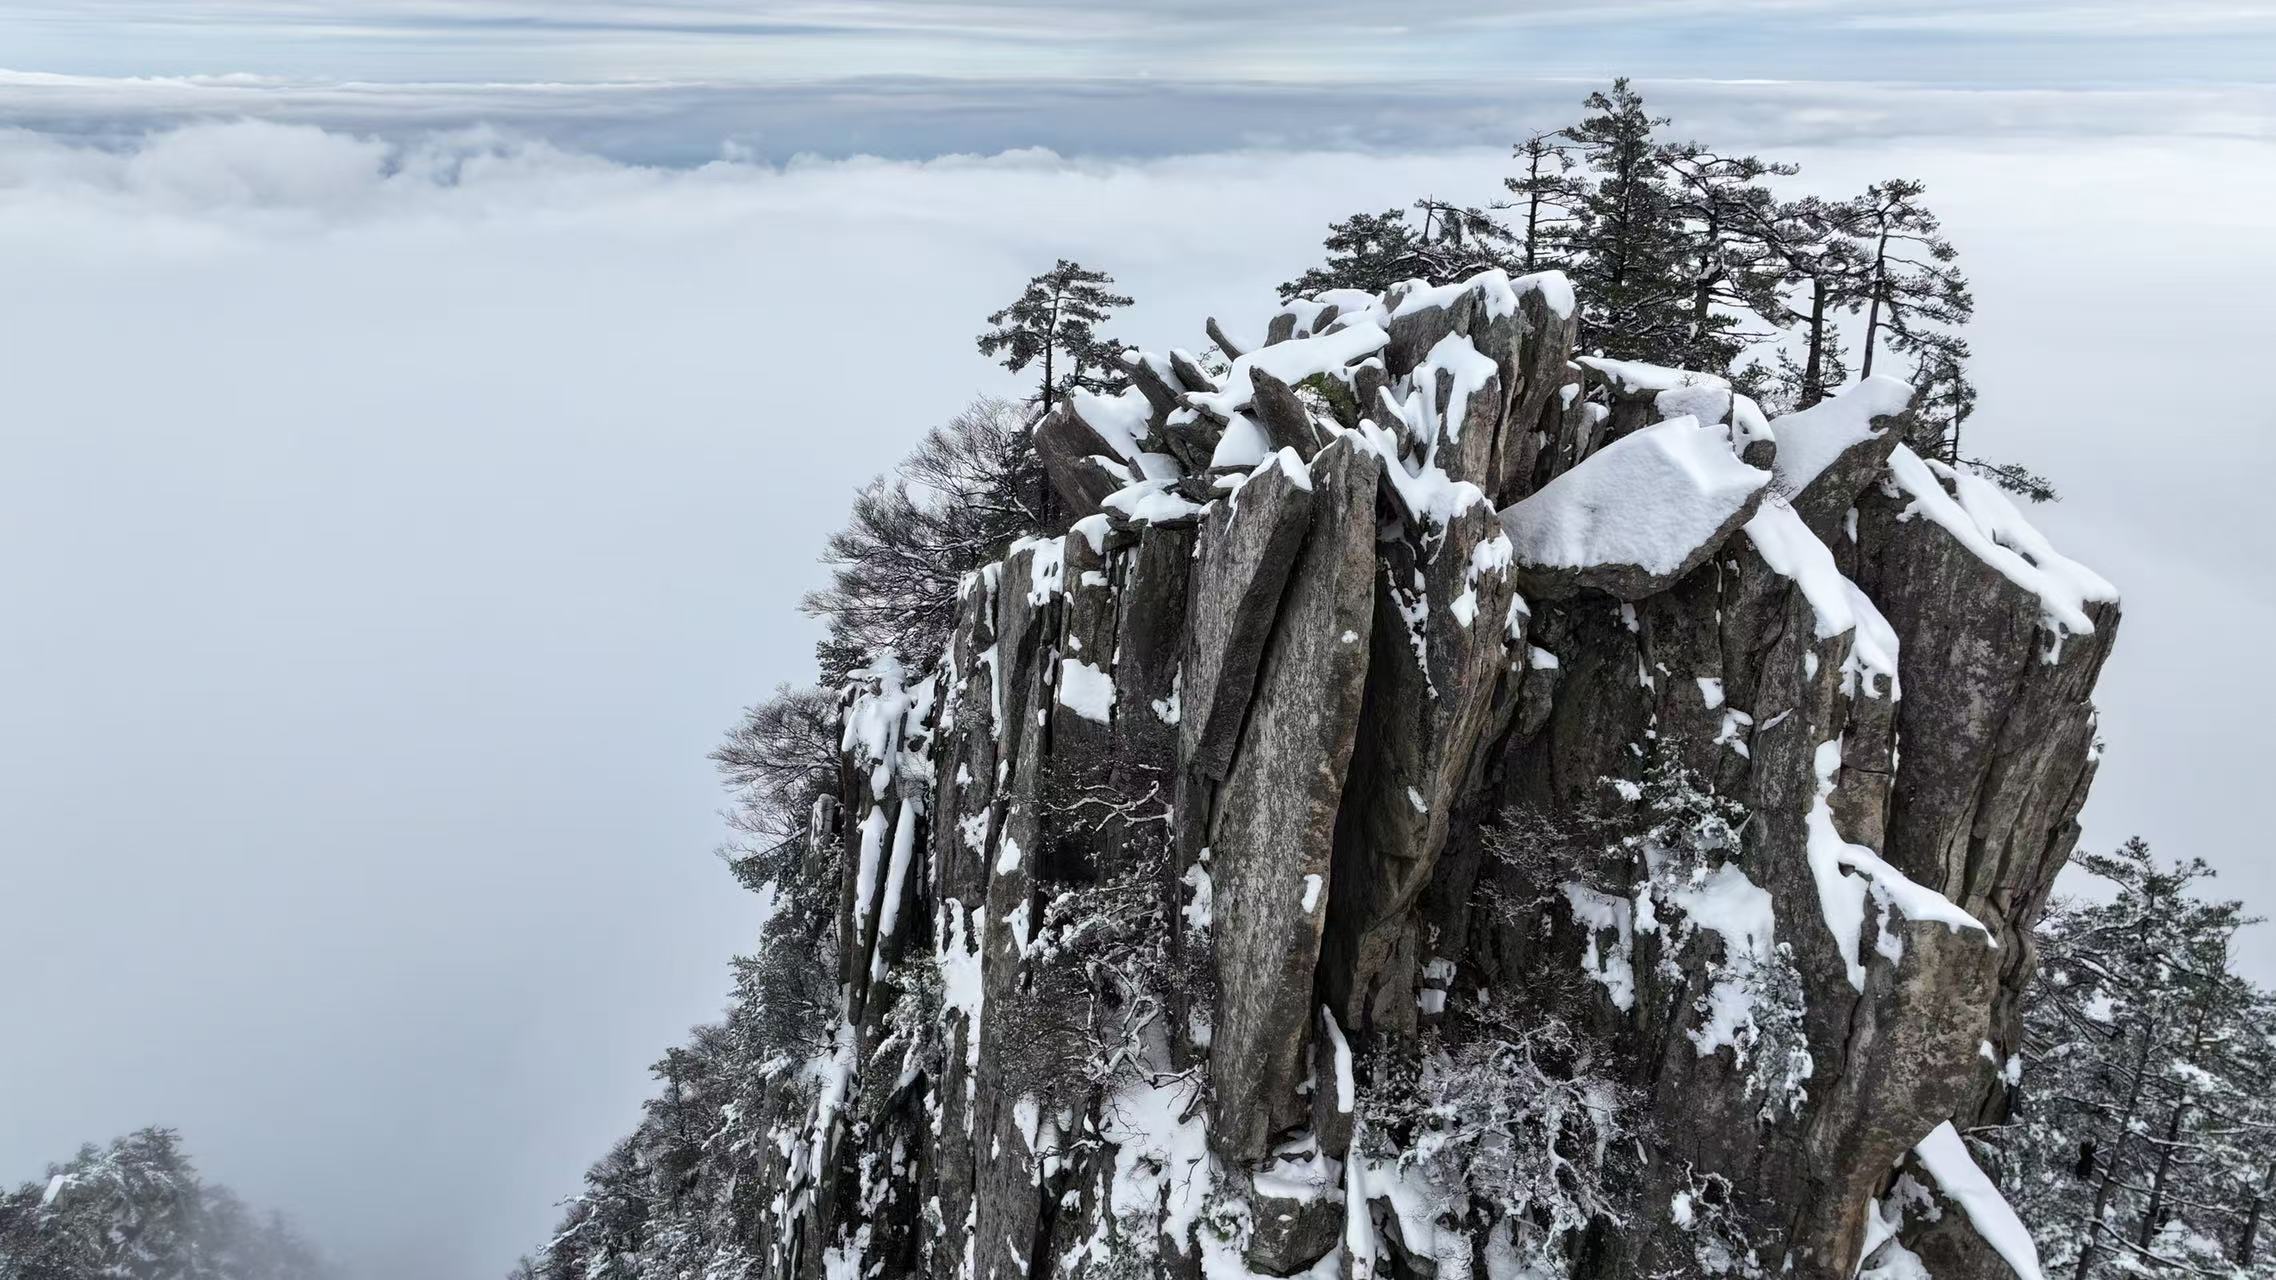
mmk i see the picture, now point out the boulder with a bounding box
[1501,416,1771,601]
[1033,405,1132,518]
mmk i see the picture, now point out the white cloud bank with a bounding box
[0,121,2271,1278]
[5,71,2273,166]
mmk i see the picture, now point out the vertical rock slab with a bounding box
[969,540,1063,1280]
[1849,468,2119,924]
[1110,522,1193,783]
[1491,278,1581,505]
[1206,436,1381,1163]
[1322,499,1518,1033]
[933,569,1003,907]
[919,573,999,1280]
[1108,523,1195,1052]
[1380,273,1521,494]
[1044,522,1120,881]
[1848,458,2120,1160]
[1176,460,1316,783]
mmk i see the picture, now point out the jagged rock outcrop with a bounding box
[742,268,2118,1280]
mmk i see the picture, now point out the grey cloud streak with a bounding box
[3,72,2272,168]
[7,0,2276,87]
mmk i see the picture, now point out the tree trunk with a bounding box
[1801,279,1828,408]
[2136,1097,2187,1250]
[1523,158,1543,272]
[1041,289,1062,411]
[1860,231,1890,378]
[2139,986,2216,1251]
[1688,212,1717,354]
[2076,1026,2157,1280]
[2238,1159,2275,1264]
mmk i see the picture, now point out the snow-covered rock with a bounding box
[1500,415,1773,600]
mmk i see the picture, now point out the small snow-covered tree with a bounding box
[976,260,1133,412]
[1361,1013,1635,1275]
[997,768,1185,1112]
[1279,200,1517,301]
[2005,839,2276,1278]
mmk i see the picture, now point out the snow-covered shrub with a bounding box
[732,912,839,1066]
[1362,1013,1636,1275]
[866,956,945,1112]
[997,848,1180,1113]
[1620,759,1813,1117]
[1668,1167,1772,1278]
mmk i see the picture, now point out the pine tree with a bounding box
[1849,179,1972,380]
[1504,130,1584,273]
[1413,198,1520,278]
[1658,141,1794,375]
[1278,201,1514,301]
[1559,78,1694,365]
[975,260,1133,412]
[1751,196,1865,409]
[2005,839,2276,1278]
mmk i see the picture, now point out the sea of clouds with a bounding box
[1,117,2270,1278]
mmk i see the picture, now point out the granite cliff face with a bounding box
[744,270,2116,1280]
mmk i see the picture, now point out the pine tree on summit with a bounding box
[1278,200,1515,300]
[1659,140,1793,375]
[976,259,1133,412]
[1558,78,1694,366]
[1848,177,1972,380]
[1504,129,1584,273]
[1759,194,1866,411]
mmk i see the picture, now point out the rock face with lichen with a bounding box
[741,270,2117,1280]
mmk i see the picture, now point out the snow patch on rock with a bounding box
[1502,416,1770,577]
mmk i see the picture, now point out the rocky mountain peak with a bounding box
[743,266,2116,1280]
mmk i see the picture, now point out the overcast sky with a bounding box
[2,6,2273,1280]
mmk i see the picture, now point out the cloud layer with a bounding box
[5,70,2273,167]
[1,120,2271,1278]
